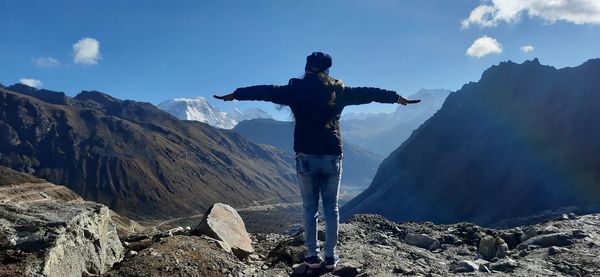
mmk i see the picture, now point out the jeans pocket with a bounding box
[328,156,342,175]
[296,158,311,175]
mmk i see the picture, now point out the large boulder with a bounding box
[193,203,253,259]
[0,202,123,276]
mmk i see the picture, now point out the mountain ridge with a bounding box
[0,85,299,220]
[342,58,600,226]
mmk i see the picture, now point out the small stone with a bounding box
[571,229,586,239]
[518,250,528,257]
[522,227,537,241]
[567,213,577,220]
[127,250,138,257]
[490,259,517,272]
[479,265,491,273]
[496,243,509,258]
[548,246,567,255]
[261,264,269,270]
[404,233,440,250]
[558,214,570,221]
[450,260,479,273]
[318,229,325,241]
[501,229,523,249]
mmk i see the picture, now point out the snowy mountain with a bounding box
[157,97,271,129]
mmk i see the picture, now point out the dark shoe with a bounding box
[325,256,339,269]
[303,256,322,269]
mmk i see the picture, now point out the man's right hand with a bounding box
[213,93,235,101]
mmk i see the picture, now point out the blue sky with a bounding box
[1,0,600,118]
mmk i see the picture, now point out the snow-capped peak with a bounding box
[157,97,272,129]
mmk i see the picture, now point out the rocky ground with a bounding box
[2,167,599,276]
[105,212,599,277]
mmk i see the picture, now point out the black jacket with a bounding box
[234,76,400,155]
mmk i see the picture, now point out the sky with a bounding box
[1,0,600,119]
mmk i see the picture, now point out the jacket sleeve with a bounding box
[233,85,291,105]
[341,87,400,106]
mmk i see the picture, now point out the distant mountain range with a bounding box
[233,119,383,194]
[342,58,600,226]
[157,97,271,129]
[0,84,298,219]
[341,89,450,156]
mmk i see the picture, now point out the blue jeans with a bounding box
[296,152,342,258]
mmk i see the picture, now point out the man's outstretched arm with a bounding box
[342,87,421,106]
[214,85,290,105]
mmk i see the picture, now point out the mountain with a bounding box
[341,89,450,156]
[233,118,383,193]
[157,97,271,129]
[342,58,600,226]
[0,85,298,219]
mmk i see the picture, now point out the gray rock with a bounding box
[496,242,509,258]
[478,236,496,260]
[548,246,567,255]
[0,202,123,276]
[517,233,573,249]
[0,218,17,249]
[450,260,479,273]
[194,203,253,259]
[490,258,518,272]
[522,227,538,241]
[479,264,491,273]
[501,228,523,249]
[404,233,440,250]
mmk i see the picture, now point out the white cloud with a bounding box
[466,36,503,58]
[19,78,43,88]
[32,57,60,67]
[521,45,535,53]
[462,0,600,28]
[73,37,101,65]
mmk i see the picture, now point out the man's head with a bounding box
[305,52,332,74]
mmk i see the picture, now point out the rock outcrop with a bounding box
[193,203,254,259]
[0,166,144,235]
[0,202,123,276]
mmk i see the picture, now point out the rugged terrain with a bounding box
[343,58,600,226]
[108,213,600,276]
[2,168,599,276]
[0,85,299,219]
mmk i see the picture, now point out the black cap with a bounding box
[305,52,332,73]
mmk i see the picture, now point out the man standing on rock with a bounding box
[215,52,420,270]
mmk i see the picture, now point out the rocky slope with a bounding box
[157,97,271,129]
[342,59,600,226]
[233,118,382,194]
[341,89,450,156]
[0,166,143,234]
[108,212,600,276]
[0,85,298,219]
